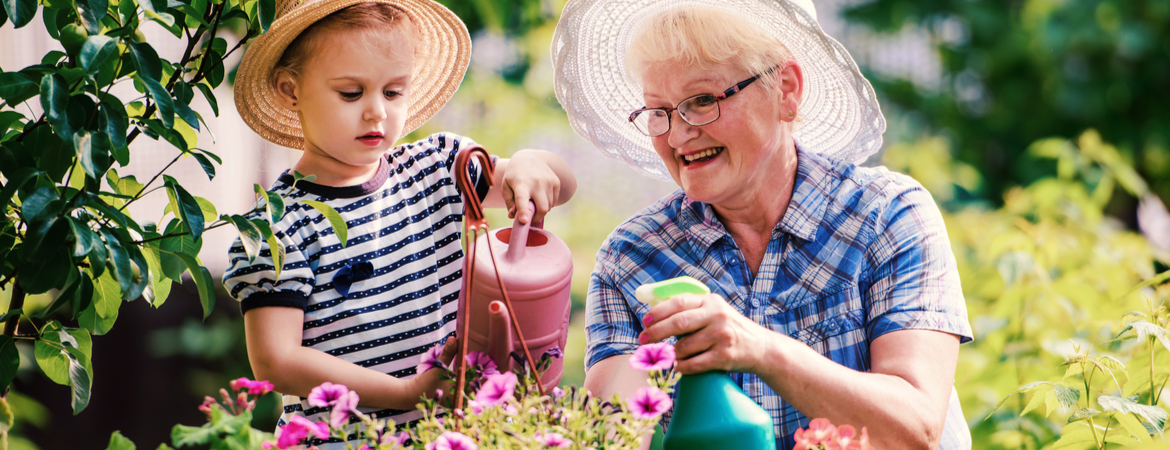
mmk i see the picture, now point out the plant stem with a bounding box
[120,154,183,212]
[1086,367,1103,450]
[1152,336,1157,406]
[3,283,24,337]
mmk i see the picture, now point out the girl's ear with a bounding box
[776,61,803,122]
[272,69,300,111]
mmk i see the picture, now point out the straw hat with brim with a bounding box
[551,0,886,180]
[235,0,471,149]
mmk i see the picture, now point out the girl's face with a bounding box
[286,28,414,183]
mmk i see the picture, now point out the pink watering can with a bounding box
[451,147,573,408]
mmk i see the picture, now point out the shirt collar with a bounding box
[678,145,834,248]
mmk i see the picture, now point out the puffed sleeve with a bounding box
[222,212,316,313]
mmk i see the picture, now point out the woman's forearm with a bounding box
[755,332,956,449]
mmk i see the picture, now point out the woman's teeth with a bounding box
[683,147,724,164]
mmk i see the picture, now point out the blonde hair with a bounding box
[627,6,797,97]
[272,3,418,84]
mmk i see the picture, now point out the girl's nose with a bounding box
[363,101,388,122]
[666,113,699,149]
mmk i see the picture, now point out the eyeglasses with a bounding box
[628,70,769,137]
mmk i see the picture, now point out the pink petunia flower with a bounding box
[629,342,675,372]
[274,416,330,449]
[329,390,360,428]
[381,431,410,448]
[802,418,836,446]
[231,377,275,395]
[552,387,566,400]
[827,425,862,450]
[465,351,500,376]
[418,343,446,373]
[308,382,349,408]
[466,399,484,415]
[425,431,478,450]
[535,432,573,448]
[628,386,672,420]
[475,372,517,407]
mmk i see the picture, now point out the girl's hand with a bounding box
[502,150,563,225]
[411,337,457,403]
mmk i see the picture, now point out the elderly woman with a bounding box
[552,0,974,449]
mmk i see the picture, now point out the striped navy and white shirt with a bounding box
[222,133,490,448]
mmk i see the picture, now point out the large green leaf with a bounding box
[175,253,215,319]
[100,97,130,153]
[75,0,108,34]
[18,247,72,295]
[253,184,284,224]
[193,82,218,116]
[74,130,112,181]
[141,247,172,308]
[226,214,262,263]
[134,74,175,128]
[126,40,162,82]
[19,186,62,223]
[257,0,274,32]
[67,216,98,258]
[36,268,88,319]
[92,270,121,320]
[1,0,36,28]
[100,228,136,299]
[1098,395,1168,431]
[298,200,347,246]
[40,73,73,140]
[0,336,19,392]
[0,72,39,105]
[170,424,216,447]
[165,175,204,241]
[251,219,284,280]
[78,296,117,335]
[173,98,200,131]
[191,152,216,181]
[33,326,93,413]
[79,35,118,74]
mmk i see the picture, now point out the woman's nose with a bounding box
[666,112,699,148]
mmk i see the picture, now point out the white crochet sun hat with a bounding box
[551,0,886,180]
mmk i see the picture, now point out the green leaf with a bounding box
[106,430,136,450]
[127,41,162,84]
[92,269,122,319]
[257,0,273,32]
[191,152,216,181]
[165,176,205,241]
[67,217,98,258]
[100,97,129,153]
[0,72,38,105]
[20,186,63,223]
[253,184,284,224]
[0,336,19,392]
[79,35,118,74]
[88,228,108,278]
[75,0,108,34]
[134,74,175,128]
[74,130,111,181]
[1113,411,1153,443]
[78,296,117,335]
[226,214,263,263]
[193,82,218,116]
[1052,422,1098,449]
[141,247,172,308]
[298,200,347,246]
[0,111,25,134]
[65,345,92,414]
[1,0,36,28]
[101,228,136,299]
[18,247,72,295]
[40,73,73,140]
[252,219,284,280]
[23,216,69,261]
[33,327,92,414]
[1053,384,1081,410]
[171,424,216,447]
[174,253,215,319]
[1098,395,1168,432]
[173,98,200,131]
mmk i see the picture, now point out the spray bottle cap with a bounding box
[634,276,710,306]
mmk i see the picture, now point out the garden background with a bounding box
[2,0,1169,448]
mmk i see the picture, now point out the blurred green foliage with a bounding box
[846,0,1170,209]
[882,130,1169,448]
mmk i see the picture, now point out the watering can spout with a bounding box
[487,301,513,370]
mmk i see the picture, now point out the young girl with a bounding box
[223,0,576,447]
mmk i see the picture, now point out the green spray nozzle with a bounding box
[634,276,710,306]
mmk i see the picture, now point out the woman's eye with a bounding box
[340,91,362,100]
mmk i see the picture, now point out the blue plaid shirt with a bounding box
[585,147,974,450]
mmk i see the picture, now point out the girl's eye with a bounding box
[384,90,402,99]
[340,91,361,100]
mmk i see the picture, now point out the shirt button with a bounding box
[751,298,761,308]
[729,258,738,265]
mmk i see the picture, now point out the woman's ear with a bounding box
[776,62,803,122]
[272,69,300,111]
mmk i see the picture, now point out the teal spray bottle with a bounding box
[636,276,776,450]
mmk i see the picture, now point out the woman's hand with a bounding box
[639,293,775,375]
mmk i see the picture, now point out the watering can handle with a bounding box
[454,146,494,229]
[504,201,542,262]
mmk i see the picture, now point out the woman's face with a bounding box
[640,60,795,207]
